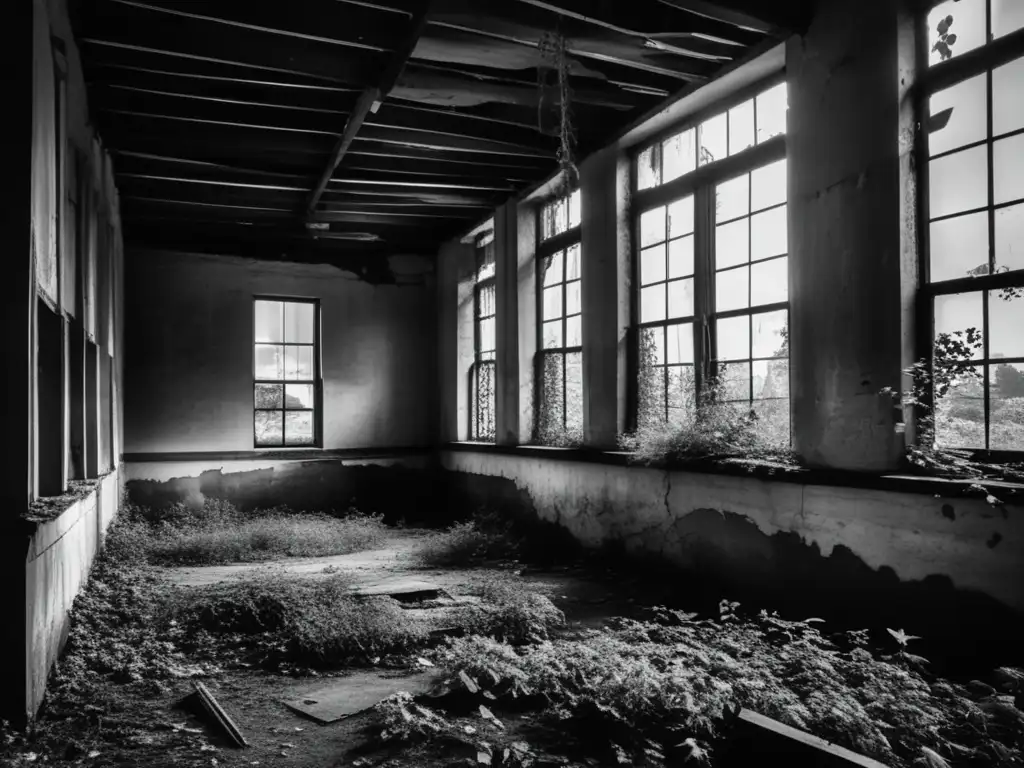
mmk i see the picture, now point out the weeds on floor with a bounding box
[429,605,1024,768]
[118,499,388,566]
[457,574,566,645]
[170,570,428,670]
[415,512,522,567]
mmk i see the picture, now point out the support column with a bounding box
[85,339,100,479]
[788,0,916,472]
[580,146,632,449]
[68,320,87,479]
[494,201,520,446]
[516,204,537,445]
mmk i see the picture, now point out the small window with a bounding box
[536,190,583,445]
[471,232,497,442]
[253,298,319,447]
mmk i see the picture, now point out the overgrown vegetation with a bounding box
[169,570,428,670]
[117,499,388,566]
[457,574,566,645]
[430,605,1024,767]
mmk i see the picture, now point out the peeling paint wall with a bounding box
[441,451,1024,669]
[124,250,436,454]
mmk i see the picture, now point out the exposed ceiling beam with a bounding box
[99,107,339,136]
[654,0,778,34]
[99,83,349,116]
[86,63,358,94]
[306,0,435,215]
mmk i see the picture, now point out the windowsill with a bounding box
[442,442,1024,503]
[123,446,432,463]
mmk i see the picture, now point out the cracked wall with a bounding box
[440,450,1024,671]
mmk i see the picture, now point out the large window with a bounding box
[633,78,790,442]
[470,232,497,441]
[536,190,583,445]
[922,0,1024,455]
[253,298,320,447]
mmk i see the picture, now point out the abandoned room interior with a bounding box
[4,0,1024,765]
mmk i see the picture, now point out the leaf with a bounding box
[886,627,920,646]
[460,670,480,693]
[919,746,952,768]
[416,657,435,668]
[945,33,957,45]
[477,750,493,765]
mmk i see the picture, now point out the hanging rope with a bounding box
[538,30,578,194]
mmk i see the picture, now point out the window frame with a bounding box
[470,231,497,442]
[915,1,1024,460]
[252,295,322,449]
[628,72,790,434]
[535,190,583,443]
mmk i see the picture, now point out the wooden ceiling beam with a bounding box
[100,0,395,53]
[111,151,313,186]
[346,144,550,170]
[654,0,781,35]
[306,0,434,215]
[354,124,552,158]
[370,102,555,149]
[334,156,537,182]
[81,3,386,86]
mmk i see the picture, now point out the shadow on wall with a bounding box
[441,470,1024,677]
[126,460,443,525]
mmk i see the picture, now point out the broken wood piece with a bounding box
[191,682,248,748]
[349,578,445,602]
[280,670,441,724]
[729,709,890,767]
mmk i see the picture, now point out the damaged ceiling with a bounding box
[74,0,800,261]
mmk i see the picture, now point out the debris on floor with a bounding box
[279,670,442,724]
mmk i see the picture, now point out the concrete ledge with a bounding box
[442,442,1024,505]
[123,446,433,463]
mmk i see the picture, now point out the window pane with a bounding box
[543,285,563,320]
[285,383,314,409]
[990,290,1024,357]
[566,279,582,315]
[698,113,727,165]
[668,196,695,237]
[638,144,661,190]
[285,411,315,446]
[566,351,583,435]
[543,320,563,349]
[753,398,790,444]
[752,310,788,358]
[668,236,694,279]
[284,302,315,344]
[255,410,283,446]
[255,344,284,380]
[934,291,984,342]
[995,58,1024,136]
[568,190,582,229]
[666,322,694,364]
[928,0,986,66]
[751,159,787,211]
[284,346,314,380]
[716,174,750,222]
[991,362,1024,450]
[720,362,751,400]
[566,315,582,347]
[929,145,988,218]
[667,365,696,425]
[255,300,284,343]
[751,257,788,306]
[755,83,787,143]
[480,317,496,352]
[930,211,990,281]
[928,74,987,156]
[650,325,666,365]
[717,315,749,361]
[641,284,666,323]
[640,244,667,286]
[995,203,1024,272]
[668,278,695,318]
[750,206,787,261]
[716,266,750,312]
[566,243,581,280]
[994,0,1024,37]
[478,283,495,316]
[729,100,755,155]
[754,359,790,399]
[255,383,282,409]
[641,207,667,247]
[994,133,1024,205]
[934,365,985,448]
[716,219,750,269]
[538,353,565,442]
[663,128,696,182]
[542,251,564,287]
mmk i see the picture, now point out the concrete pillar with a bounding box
[516,204,537,445]
[788,0,916,472]
[437,238,476,443]
[580,146,632,449]
[494,202,520,446]
[68,320,87,478]
[85,340,100,478]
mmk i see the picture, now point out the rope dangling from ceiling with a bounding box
[538,30,578,194]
